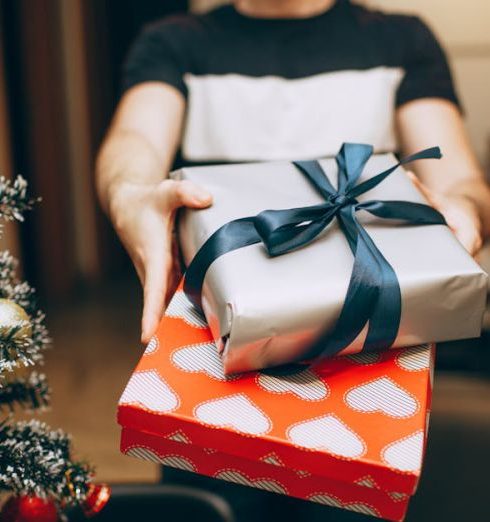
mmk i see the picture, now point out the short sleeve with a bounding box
[122,21,187,96]
[396,17,461,110]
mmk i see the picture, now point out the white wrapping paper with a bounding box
[172,154,487,374]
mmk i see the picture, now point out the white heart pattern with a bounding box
[165,290,207,328]
[308,494,379,517]
[214,470,287,494]
[256,366,328,401]
[396,344,431,372]
[287,414,365,458]
[160,455,197,472]
[194,394,271,435]
[125,446,162,463]
[119,370,179,412]
[344,377,418,418]
[295,470,311,478]
[389,492,409,503]
[143,336,159,356]
[171,342,236,381]
[125,447,196,472]
[165,430,191,444]
[382,431,424,472]
[354,476,378,489]
[260,453,284,467]
[346,352,381,365]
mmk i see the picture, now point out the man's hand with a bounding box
[396,98,490,254]
[109,179,212,344]
[96,83,199,344]
[408,172,482,256]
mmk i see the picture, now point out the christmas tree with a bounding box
[0,176,106,521]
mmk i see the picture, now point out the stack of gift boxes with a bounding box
[118,144,487,520]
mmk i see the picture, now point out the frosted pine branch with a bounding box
[0,252,18,287]
[0,175,38,223]
[0,333,43,374]
[0,419,93,506]
[0,258,39,315]
[0,176,94,509]
[0,372,50,412]
[0,252,51,374]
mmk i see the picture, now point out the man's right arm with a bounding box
[96,83,212,344]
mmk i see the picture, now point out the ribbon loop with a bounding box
[184,143,447,362]
[336,143,374,192]
[294,160,336,198]
[254,203,336,256]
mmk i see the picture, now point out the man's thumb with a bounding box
[164,179,213,209]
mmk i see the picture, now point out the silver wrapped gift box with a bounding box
[172,153,487,374]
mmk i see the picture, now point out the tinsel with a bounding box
[0,372,50,412]
[0,251,50,376]
[0,174,95,515]
[0,176,38,223]
[0,419,92,507]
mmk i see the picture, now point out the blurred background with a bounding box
[0,0,489,520]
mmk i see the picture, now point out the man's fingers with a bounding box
[163,179,213,210]
[456,232,481,256]
[164,234,183,306]
[407,171,484,257]
[141,254,171,344]
[132,257,145,286]
[454,226,483,256]
[137,179,211,343]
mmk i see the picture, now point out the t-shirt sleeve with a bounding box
[122,21,187,96]
[396,17,461,110]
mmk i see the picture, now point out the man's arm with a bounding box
[97,82,184,213]
[96,83,212,343]
[396,98,490,254]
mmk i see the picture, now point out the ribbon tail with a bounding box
[307,208,383,360]
[350,199,447,350]
[355,223,401,352]
[349,147,442,199]
[343,199,446,352]
[184,217,261,311]
[307,238,378,360]
[309,206,402,360]
[357,200,447,225]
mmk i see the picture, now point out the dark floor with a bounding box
[37,272,490,521]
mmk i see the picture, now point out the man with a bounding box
[97,0,489,346]
[96,0,489,518]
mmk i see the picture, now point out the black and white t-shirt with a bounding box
[123,0,460,166]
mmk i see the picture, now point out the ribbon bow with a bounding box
[184,143,446,360]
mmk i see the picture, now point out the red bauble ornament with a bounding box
[82,483,111,517]
[0,495,58,522]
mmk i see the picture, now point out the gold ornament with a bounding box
[0,298,32,339]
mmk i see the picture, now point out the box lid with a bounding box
[118,284,434,496]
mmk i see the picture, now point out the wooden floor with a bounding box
[40,273,159,484]
[36,273,490,521]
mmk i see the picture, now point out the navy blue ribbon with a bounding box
[184,143,447,360]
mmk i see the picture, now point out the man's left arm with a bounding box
[396,97,490,255]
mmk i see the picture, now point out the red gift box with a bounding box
[118,285,434,521]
